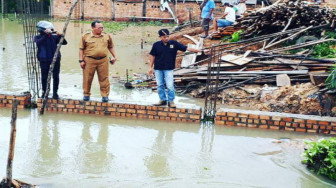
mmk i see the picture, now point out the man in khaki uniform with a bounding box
[79,20,117,102]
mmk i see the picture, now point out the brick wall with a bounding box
[53,0,224,21]
[36,98,202,123]
[215,109,336,135]
[2,93,335,135]
[0,93,31,109]
[54,0,113,20]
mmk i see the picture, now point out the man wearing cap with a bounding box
[148,29,209,108]
[200,0,216,38]
[34,21,67,99]
[213,2,236,31]
[79,20,117,102]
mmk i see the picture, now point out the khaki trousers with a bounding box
[83,57,110,97]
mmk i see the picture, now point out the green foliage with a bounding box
[302,138,336,181]
[230,30,243,42]
[325,64,336,89]
[312,43,336,58]
[81,20,173,34]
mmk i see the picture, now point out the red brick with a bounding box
[158,112,168,116]
[238,113,248,118]
[285,127,295,131]
[234,117,240,122]
[270,126,279,130]
[249,114,259,119]
[294,119,305,123]
[227,112,237,117]
[296,128,306,132]
[147,110,157,115]
[307,129,318,133]
[259,125,268,129]
[226,121,235,126]
[221,117,228,121]
[248,124,257,128]
[127,109,136,113]
[190,115,200,120]
[237,123,246,127]
[216,120,225,125]
[169,113,178,117]
[282,117,293,122]
[318,121,329,126]
[307,120,317,124]
[66,104,75,109]
[216,112,226,116]
[260,115,270,120]
[178,114,187,118]
[261,120,267,124]
[137,110,147,114]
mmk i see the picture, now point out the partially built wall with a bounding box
[53,0,223,21]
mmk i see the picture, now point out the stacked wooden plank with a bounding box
[236,0,336,38]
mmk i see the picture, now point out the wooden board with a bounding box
[221,54,253,66]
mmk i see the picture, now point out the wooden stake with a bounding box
[40,0,80,115]
[6,99,19,187]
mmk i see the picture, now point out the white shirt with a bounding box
[236,3,247,16]
[224,7,236,23]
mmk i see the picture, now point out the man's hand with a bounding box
[148,68,154,76]
[45,29,52,34]
[80,61,86,69]
[110,58,117,65]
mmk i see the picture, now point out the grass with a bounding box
[80,20,174,34]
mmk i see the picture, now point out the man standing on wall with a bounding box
[148,29,209,108]
[79,20,117,102]
[200,0,216,38]
[34,21,67,99]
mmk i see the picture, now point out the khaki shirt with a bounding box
[79,32,114,57]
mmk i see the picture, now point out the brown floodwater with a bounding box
[0,18,202,107]
[0,108,336,187]
[1,18,336,188]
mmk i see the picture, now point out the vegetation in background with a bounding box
[81,20,174,34]
[302,138,336,181]
[325,64,336,89]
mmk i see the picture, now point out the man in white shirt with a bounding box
[213,3,236,32]
[235,0,247,19]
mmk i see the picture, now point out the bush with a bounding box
[302,138,336,181]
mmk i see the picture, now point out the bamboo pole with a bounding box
[6,99,19,187]
[40,0,79,115]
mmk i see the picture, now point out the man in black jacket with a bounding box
[34,21,67,99]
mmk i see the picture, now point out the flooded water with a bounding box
[0,18,201,106]
[0,108,336,188]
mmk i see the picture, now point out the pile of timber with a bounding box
[174,52,334,90]
[235,0,336,38]
[173,25,336,94]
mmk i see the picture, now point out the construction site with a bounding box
[0,0,336,187]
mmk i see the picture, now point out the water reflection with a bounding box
[77,122,112,174]
[31,119,61,177]
[145,128,174,178]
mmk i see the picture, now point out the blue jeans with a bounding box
[154,70,175,102]
[217,19,233,27]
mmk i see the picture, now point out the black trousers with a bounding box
[39,59,60,96]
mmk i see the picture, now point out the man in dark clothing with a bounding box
[34,21,67,99]
[148,29,209,108]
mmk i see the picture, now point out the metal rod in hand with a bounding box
[6,99,19,187]
[40,0,79,115]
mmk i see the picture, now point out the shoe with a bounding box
[52,94,59,99]
[168,101,176,108]
[154,100,167,106]
[200,34,208,38]
[83,96,90,101]
[102,97,109,102]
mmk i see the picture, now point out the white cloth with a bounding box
[224,7,236,23]
[236,3,247,16]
